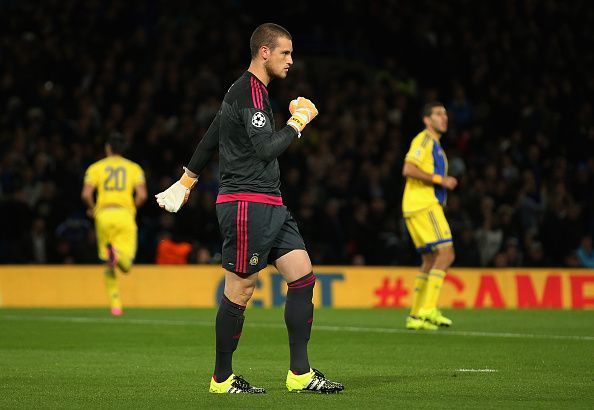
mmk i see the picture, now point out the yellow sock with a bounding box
[104,268,122,309]
[117,255,132,274]
[422,269,446,310]
[410,272,428,316]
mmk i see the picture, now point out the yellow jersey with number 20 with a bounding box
[83,156,145,214]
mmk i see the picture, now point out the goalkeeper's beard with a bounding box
[264,61,286,80]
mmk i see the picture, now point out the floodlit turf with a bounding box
[1,308,593,409]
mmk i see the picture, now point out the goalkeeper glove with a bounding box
[155,169,197,213]
[287,97,318,137]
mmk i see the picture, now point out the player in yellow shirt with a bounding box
[402,102,457,330]
[81,133,147,316]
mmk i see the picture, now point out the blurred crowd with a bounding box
[1,0,593,268]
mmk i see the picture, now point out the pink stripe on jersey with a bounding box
[217,193,283,206]
[256,78,263,109]
[258,83,267,109]
[250,77,263,110]
[257,82,263,109]
[250,78,258,109]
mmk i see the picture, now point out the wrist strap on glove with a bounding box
[180,168,198,189]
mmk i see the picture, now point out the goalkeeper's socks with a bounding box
[214,295,245,382]
[422,269,446,310]
[103,268,122,310]
[284,272,316,375]
[410,272,428,317]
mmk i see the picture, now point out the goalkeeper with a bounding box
[156,23,343,394]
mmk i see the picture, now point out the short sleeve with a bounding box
[133,164,146,186]
[83,164,98,187]
[405,136,431,166]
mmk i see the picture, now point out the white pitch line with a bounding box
[456,369,498,373]
[1,314,594,342]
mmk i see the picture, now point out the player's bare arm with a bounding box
[81,184,96,218]
[134,183,148,208]
[402,161,457,190]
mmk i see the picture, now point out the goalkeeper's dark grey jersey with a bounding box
[187,71,298,204]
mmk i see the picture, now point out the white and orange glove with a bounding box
[287,97,319,137]
[155,168,198,213]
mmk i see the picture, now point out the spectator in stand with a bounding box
[0,0,592,268]
[576,235,594,268]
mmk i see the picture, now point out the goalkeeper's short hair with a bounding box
[250,23,292,59]
[107,132,126,154]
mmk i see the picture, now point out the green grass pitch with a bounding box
[1,308,593,409]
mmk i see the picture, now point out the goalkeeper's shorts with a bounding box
[404,203,453,254]
[216,201,306,276]
[95,207,138,262]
